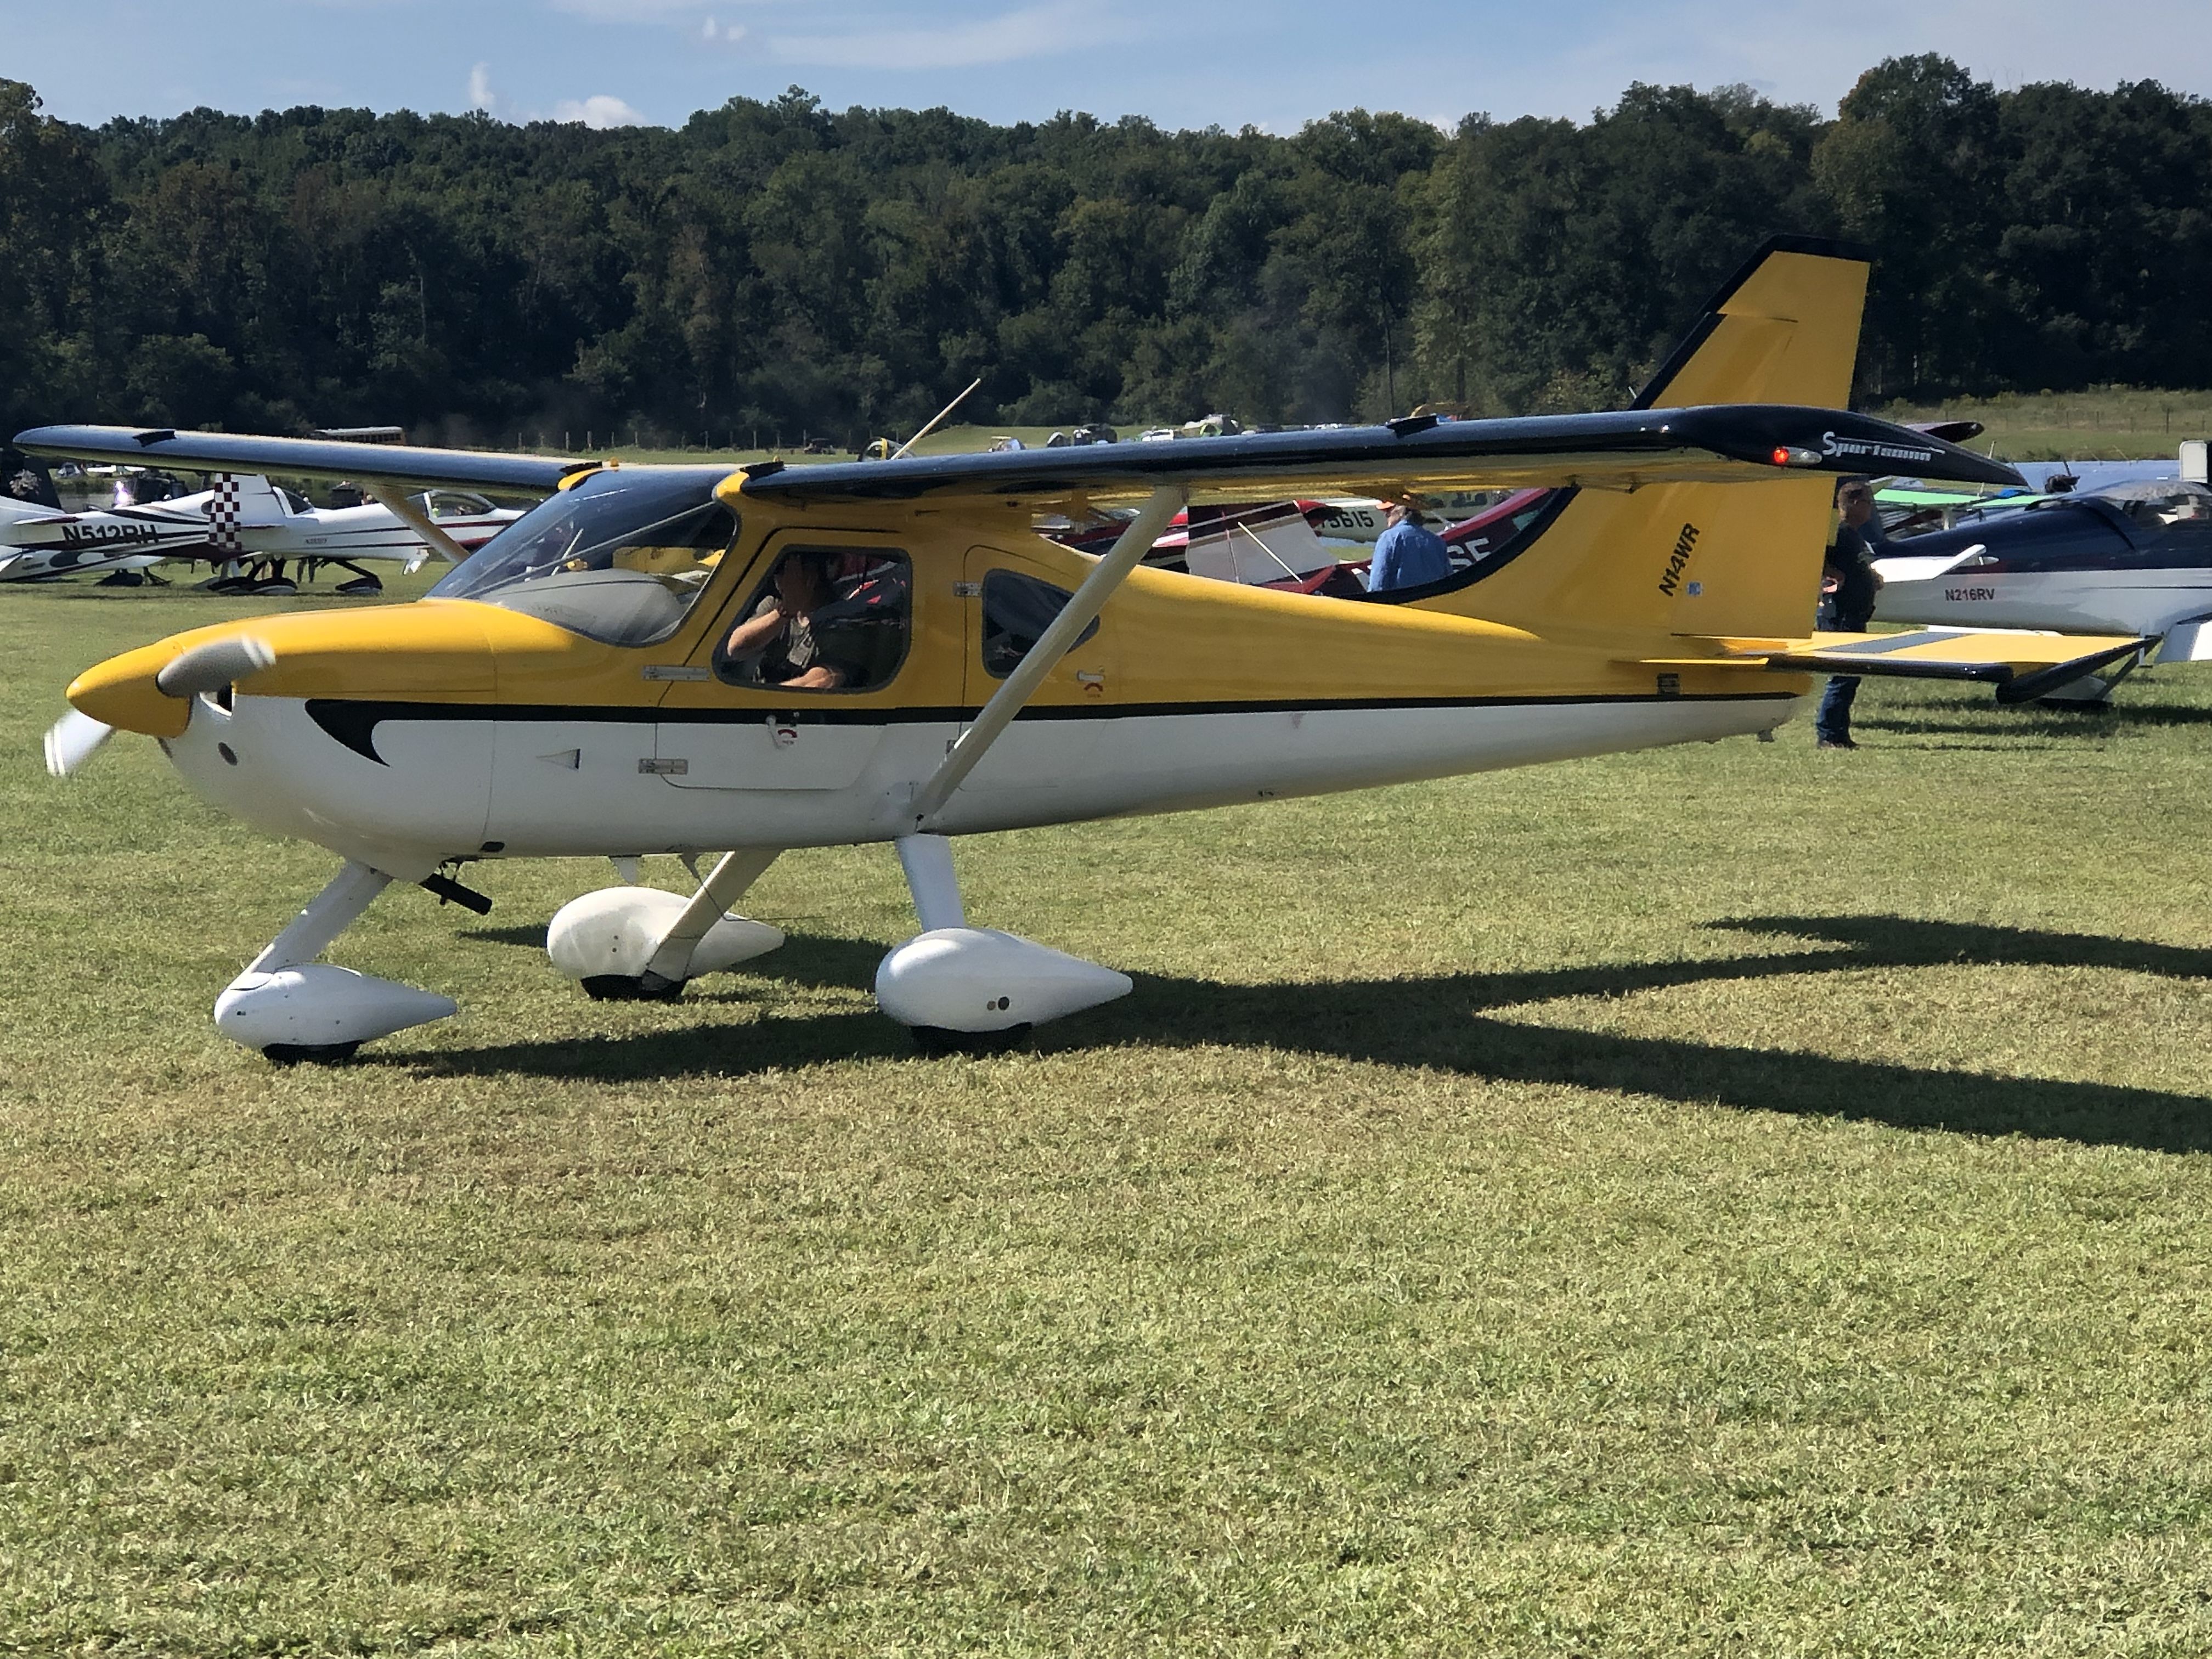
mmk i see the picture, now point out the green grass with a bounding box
[8,580,2212,1653]
[1878,387,2212,463]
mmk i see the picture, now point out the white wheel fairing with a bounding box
[876,928,1132,1031]
[216,965,456,1050]
[546,885,785,980]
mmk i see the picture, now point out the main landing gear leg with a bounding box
[545,853,786,1000]
[213,860,458,1064]
[876,834,1131,1055]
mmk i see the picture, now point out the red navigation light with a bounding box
[1770,446,1791,466]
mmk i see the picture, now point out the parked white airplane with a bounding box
[1872,478,2212,701]
[0,473,523,592]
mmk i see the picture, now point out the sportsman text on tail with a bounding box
[25,238,2149,1064]
[0,472,520,590]
[1872,477,2212,703]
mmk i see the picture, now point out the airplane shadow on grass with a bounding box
[407,915,2212,1155]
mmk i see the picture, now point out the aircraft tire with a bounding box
[261,1041,363,1065]
[579,973,687,1002]
[910,1023,1032,1057]
[2034,695,2114,711]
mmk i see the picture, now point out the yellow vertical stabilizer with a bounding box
[1419,236,1871,643]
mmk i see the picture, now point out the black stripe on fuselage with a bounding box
[304,690,1795,765]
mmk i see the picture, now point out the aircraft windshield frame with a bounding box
[429,466,738,647]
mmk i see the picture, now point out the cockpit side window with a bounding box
[714,546,913,692]
[423,489,497,520]
[428,467,736,647]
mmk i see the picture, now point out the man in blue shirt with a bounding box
[1368,500,1454,592]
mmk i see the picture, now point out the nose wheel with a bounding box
[909,1023,1035,1057]
[263,1041,362,1066]
[215,861,458,1060]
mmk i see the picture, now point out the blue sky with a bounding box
[12,0,2211,133]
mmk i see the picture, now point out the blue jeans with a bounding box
[1816,675,1860,742]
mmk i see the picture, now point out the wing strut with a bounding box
[909,483,1184,830]
[361,481,472,566]
[643,848,783,983]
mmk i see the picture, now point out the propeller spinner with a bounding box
[44,634,274,778]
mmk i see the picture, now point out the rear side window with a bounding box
[981,569,1101,679]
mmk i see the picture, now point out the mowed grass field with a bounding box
[9,580,2212,1654]
[1877,388,2212,464]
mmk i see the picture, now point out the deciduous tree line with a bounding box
[3,54,2208,447]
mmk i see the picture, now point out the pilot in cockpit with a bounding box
[718,548,913,690]
[721,551,858,689]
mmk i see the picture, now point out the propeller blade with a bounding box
[154,635,275,698]
[44,708,115,777]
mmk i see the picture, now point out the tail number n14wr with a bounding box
[1658,522,1701,595]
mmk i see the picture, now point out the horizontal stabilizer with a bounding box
[1705,628,2152,702]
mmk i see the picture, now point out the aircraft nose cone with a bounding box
[66,640,195,737]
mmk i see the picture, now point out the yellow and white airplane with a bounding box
[24,238,2149,1062]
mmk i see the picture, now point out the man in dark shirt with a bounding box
[1816,479,1886,749]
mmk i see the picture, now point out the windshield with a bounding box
[428,466,737,646]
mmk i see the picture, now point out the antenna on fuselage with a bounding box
[891,377,984,461]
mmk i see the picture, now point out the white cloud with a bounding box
[552,92,651,126]
[768,0,1130,70]
[466,62,496,111]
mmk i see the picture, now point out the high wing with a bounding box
[12,426,588,495]
[1647,629,2153,704]
[16,405,2018,511]
[735,404,2022,510]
